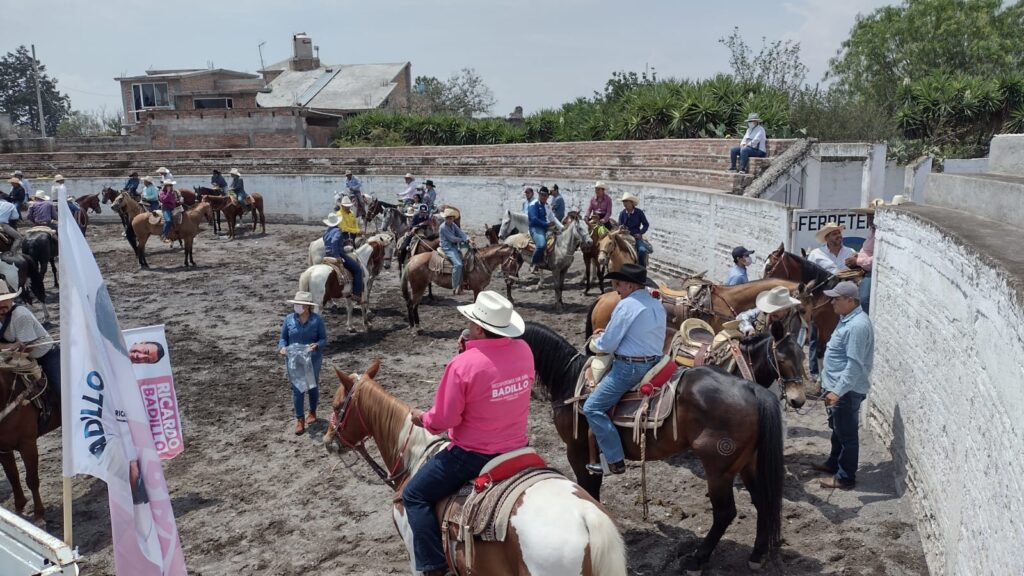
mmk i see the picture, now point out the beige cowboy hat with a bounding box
[854,198,886,215]
[457,290,525,338]
[755,286,801,314]
[594,181,607,190]
[323,212,341,227]
[7,177,21,185]
[404,173,414,179]
[0,284,22,303]
[679,318,715,348]
[228,168,242,177]
[621,191,639,206]
[345,169,354,176]
[33,190,50,201]
[286,291,317,307]
[746,112,763,123]
[155,167,169,175]
[443,208,458,219]
[891,194,910,205]
[340,196,354,209]
[53,174,65,181]
[142,175,153,183]
[814,222,845,243]
[404,205,416,217]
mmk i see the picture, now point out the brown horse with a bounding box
[595,229,637,292]
[101,186,132,229]
[73,193,102,233]
[0,368,61,521]
[581,218,615,294]
[130,201,213,268]
[323,359,628,576]
[763,244,840,369]
[400,244,517,329]
[519,323,785,573]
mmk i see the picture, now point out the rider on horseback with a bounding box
[403,291,534,576]
[398,204,431,262]
[123,172,141,201]
[158,179,181,243]
[439,208,473,295]
[344,170,365,217]
[0,285,60,418]
[335,197,360,245]
[323,213,365,305]
[211,169,228,192]
[618,192,651,267]
[422,180,437,212]
[527,188,558,274]
[141,176,159,211]
[736,286,802,336]
[585,181,613,226]
[228,168,252,215]
[398,173,417,206]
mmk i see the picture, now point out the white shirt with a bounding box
[545,203,564,231]
[398,180,417,201]
[740,124,767,152]
[51,183,67,199]
[160,170,175,182]
[0,200,17,224]
[1,305,53,359]
[808,244,855,274]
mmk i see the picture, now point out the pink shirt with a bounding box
[586,194,613,223]
[856,228,875,272]
[421,337,534,454]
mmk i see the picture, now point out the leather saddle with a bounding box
[147,208,185,228]
[504,231,557,266]
[322,256,356,295]
[429,248,478,283]
[437,447,563,573]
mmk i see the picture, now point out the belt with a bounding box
[614,354,661,363]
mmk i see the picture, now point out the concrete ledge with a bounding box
[989,134,1024,176]
[923,171,1024,228]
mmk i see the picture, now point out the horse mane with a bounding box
[787,251,836,291]
[519,322,585,404]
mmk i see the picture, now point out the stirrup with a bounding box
[586,453,612,476]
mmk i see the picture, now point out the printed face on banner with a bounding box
[123,326,183,460]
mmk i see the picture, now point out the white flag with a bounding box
[58,191,186,575]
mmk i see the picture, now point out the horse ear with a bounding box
[800,248,808,258]
[776,242,785,252]
[335,367,354,388]
[366,358,381,379]
[797,282,807,294]
[770,320,785,341]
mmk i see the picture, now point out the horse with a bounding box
[519,322,785,573]
[496,209,529,241]
[101,186,132,230]
[365,197,400,232]
[19,230,58,289]
[298,242,376,333]
[763,244,841,367]
[73,193,102,233]
[322,359,628,576]
[192,186,226,233]
[110,190,144,254]
[509,212,592,312]
[1,238,49,323]
[129,201,214,268]
[400,244,517,329]
[581,218,615,294]
[0,367,61,521]
[595,229,638,291]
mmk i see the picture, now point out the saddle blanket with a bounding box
[428,249,478,283]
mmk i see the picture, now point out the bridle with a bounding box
[328,378,412,490]
[750,332,808,412]
[764,251,793,279]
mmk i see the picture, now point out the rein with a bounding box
[329,378,410,490]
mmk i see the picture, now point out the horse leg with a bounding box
[554,269,565,313]
[741,464,771,570]
[20,439,45,521]
[345,301,355,333]
[566,439,602,501]
[681,471,738,573]
[505,278,515,304]
[583,256,592,294]
[185,237,195,267]
[0,450,27,514]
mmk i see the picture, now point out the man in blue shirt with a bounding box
[439,208,473,295]
[527,188,552,273]
[725,246,754,285]
[521,187,536,214]
[618,192,650,267]
[211,169,228,192]
[814,281,874,490]
[123,172,141,199]
[322,213,365,304]
[549,184,566,221]
[583,263,666,475]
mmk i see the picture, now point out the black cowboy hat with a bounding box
[425,179,434,186]
[604,263,657,288]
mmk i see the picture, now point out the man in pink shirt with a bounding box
[846,200,878,314]
[585,181,613,225]
[403,290,534,576]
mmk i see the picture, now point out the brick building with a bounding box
[116,69,265,126]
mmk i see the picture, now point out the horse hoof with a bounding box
[680,554,706,575]
[748,559,766,571]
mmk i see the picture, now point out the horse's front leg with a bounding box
[345,301,356,333]
[20,440,45,521]
[0,450,27,514]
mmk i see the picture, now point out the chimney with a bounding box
[291,33,319,71]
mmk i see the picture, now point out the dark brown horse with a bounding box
[763,244,840,369]
[519,323,785,572]
[101,186,131,229]
[0,368,61,521]
[73,193,102,233]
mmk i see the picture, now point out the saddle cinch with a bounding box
[434,447,563,575]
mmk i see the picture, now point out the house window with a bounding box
[131,82,171,122]
[194,97,233,110]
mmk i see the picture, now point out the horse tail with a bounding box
[584,297,598,342]
[583,503,627,576]
[753,385,785,549]
[25,254,46,305]
[400,263,411,304]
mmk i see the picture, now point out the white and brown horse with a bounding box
[323,359,627,576]
[298,242,376,333]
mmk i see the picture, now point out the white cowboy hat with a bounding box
[814,222,845,243]
[621,192,639,205]
[594,181,607,189]
[755,286,801,314]
[457,290,525,337]
[0,284,22,302]
[53,174,64,181]
[404,173,414,179]
[746,113,762,123]
[345,169,354,176]
[891,194,910,205]
[229,168,242,177]
[286,291,317,307]
[323,212,341,227]
[156,167,169,174]
[33,190,50,201]
[162,179,176,186]
[12,170,23,177]
[443,208,458,219]
[679,318,715,348]
[340,196,354,208]
[404,205,417,216]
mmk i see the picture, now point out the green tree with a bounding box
[827,0,1024,113]
[719,28,808,95]
[0,46,71,136]
[409,68,495,118]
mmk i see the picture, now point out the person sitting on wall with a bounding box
[728,113,767,174]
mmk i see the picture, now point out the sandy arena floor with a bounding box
[4,221,928,575]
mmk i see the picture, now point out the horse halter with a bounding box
[764,251,792,279]
[329,378,408,490]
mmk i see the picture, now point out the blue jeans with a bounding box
[729,145,767,171]
[825,391,866,484]
[442,246,463,289]
[402,445,496,572]
[161,208,174,237]
[291,385,319,419]
[808,324,819,376]
[635,237,649,266]
[529,226,547,265]
[582,357,659,464]
[340,254,364,298]
[860,273,872,314]
[146,200,160,211]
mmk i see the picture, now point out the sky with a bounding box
[2,0,894,118]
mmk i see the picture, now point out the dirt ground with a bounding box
[4,220,929,575]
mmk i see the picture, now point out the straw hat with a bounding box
[457,290,525,337]
[621,191,639,206]
[161,179,176,186]
[7,177,20,185]
[891,194,910,205]
[345,169,354,176]
[0,284,22,303]
[814,222,845,243]
[286,291,317,307]
[755,286,801,314]
[404,205,416,216]
[53,174,64,181]
[323,212,341,227]
[340,196,354,208]
[594,181,607,190]
[228,168,242,177]
[746,113,762,123]
[680,318,715,348]
[33,190,50,201]
[443,208,458,219]
[156,167,169,175]
[404,173,414,179]
[142,175,153,183]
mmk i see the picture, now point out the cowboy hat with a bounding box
[0,284,22,302]
[404,205,416,216]
[891,194,910,205]
[228,168,242,177]
[680,318,715,348]
[443,208,458,219]
[814,222,845,243]
[404,173,414,179]
[755,286,801,314]
[340,196,354,208]
[604,263,656,288]
[33,190,50,201]
[457,290,525,338]
[286,291,317,307]
[854,198,886,215]
[323,212,341,227]
[142,175,153,183]
[345,169,354,176]
[12,170,23,177]
[594,181,607,189]
[425,180,434,187]
[156,167,169,174]
[53,174,64,181]
[621,192,639,205]
[746,113,762,123]
[7,177,20,185]
[161,179,176,186]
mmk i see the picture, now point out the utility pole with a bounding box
[31,44,46,137]
[257,41,267,86]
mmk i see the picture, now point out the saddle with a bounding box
[322,256,357,296]
[437,447,563,574]
[147,208,185,228]
[671,318,715,367]
[0,351,51,430]
[22,226,56,239]
[429,248,479,285]
[503,231,557,265]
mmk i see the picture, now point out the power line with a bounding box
[61,86,121,98]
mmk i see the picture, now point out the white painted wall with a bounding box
[943,158,987,175]
[871,208,1024,575]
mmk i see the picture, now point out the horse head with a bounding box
[567,213,593,248]
[324,359,381,451]
[767,320,807,408]
[100,187,118,204]
[762,243,787,278]
[497,210,514,240]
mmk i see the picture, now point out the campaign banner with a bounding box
[789,209,872,254]
[58,190,187,575]
[123,326,183,460]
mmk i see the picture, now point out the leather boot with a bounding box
[305,412,317,425]
[294,418,305,435]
